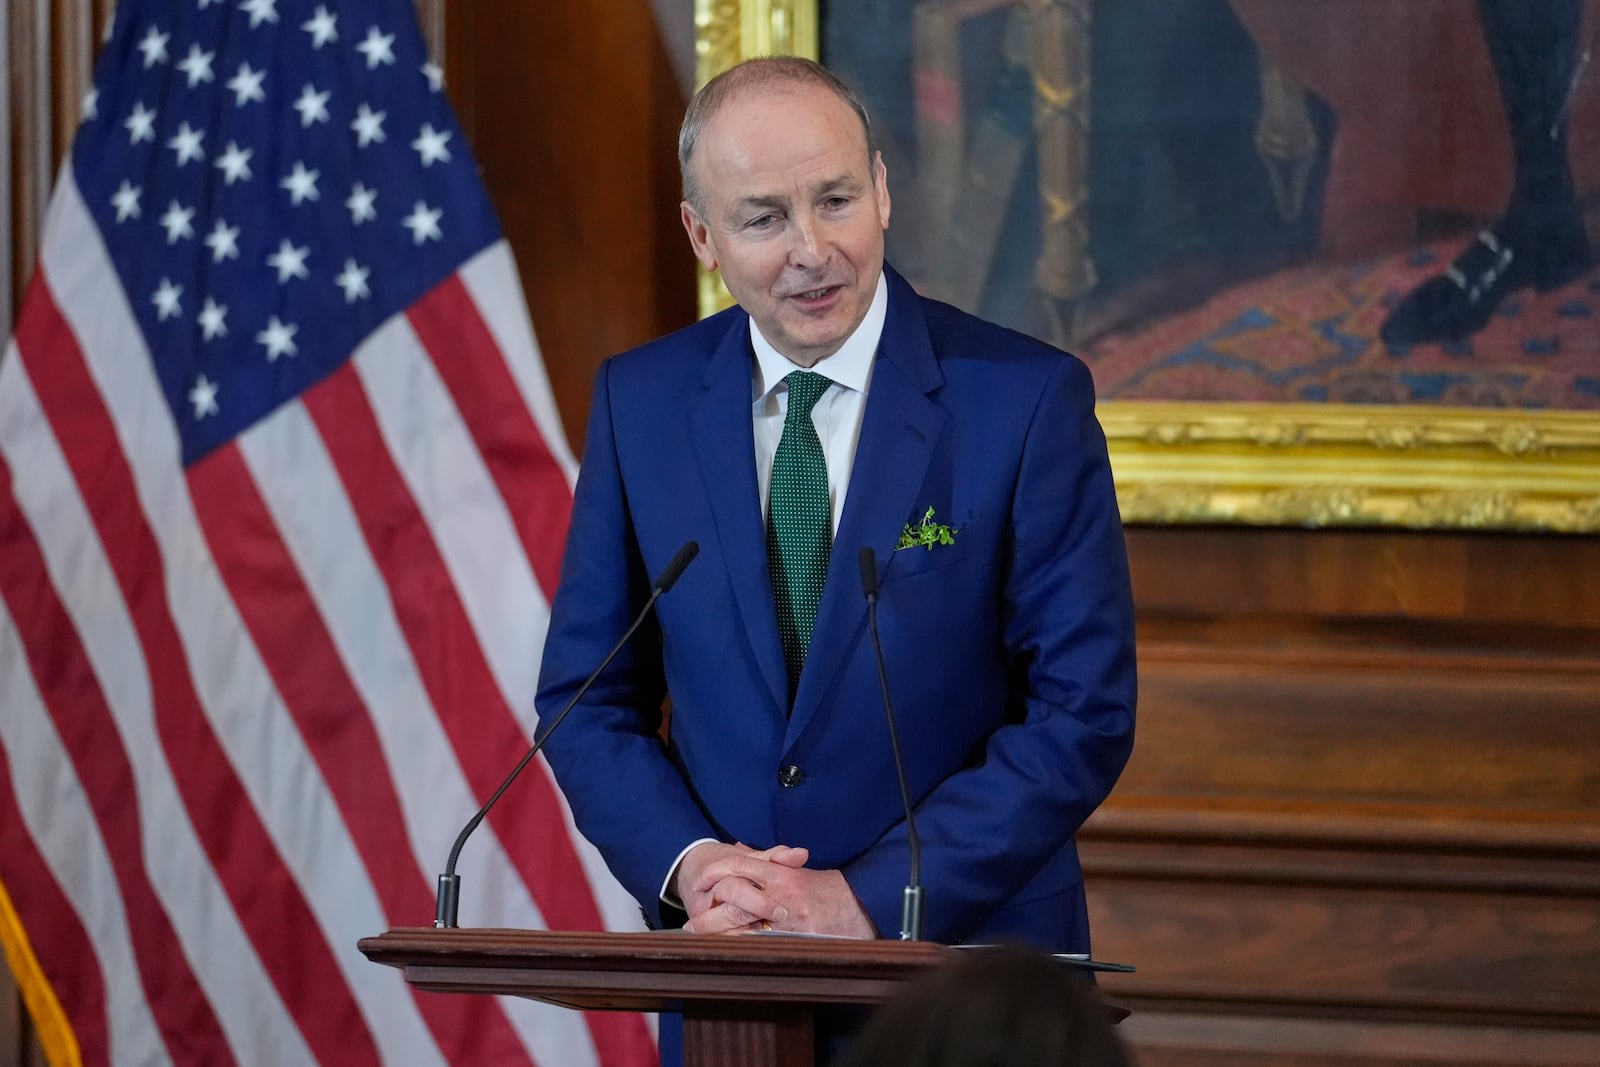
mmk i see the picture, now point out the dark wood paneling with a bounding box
[1126,644,1599,814]
[1086,525,1600,1065]
[445,0,695,455]
[1126,526,1600,626]
[1088,864,1599,1020]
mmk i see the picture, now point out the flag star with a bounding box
[280,162,321,205]
[345,183,377,225]
[356,26,397,69]
[402,200,443,244]
[256,316,298,361]
[136,25,170,68]
[81,89,98,120]
[189,375,220,419]
[421,62,444,92]
[240,0,280,29]
[124,101,157,144]
[227,62,266,106]
[111,181,142,222]
[411,123,452,167]
[159,200,195,243]
[214,141,253,185]
[199,297,228,340]
[351,104,386,147]
[205,218,241,261]
[167,122,206,166]
[177,44,216,87]
[335,259,371,303]
[152,278,183,321]
[302,5,338,48]
[266,239,310,283]
[293,84,331,127]
[199,0,224,7]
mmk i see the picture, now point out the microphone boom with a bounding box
[433,541,699,928]
[858,546,924,941]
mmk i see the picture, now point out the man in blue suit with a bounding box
[537,56,1135,961]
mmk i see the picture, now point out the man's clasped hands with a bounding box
[675,841,877,939]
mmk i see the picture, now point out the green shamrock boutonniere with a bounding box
[896,507,957,551]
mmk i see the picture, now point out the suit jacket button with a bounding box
[777,765,804,788]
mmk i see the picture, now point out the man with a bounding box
[537,55,1134,962]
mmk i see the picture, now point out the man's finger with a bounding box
[710,875,789,925]
[686,901,762,935]
[692,853,770,893]
[766,845,809,868]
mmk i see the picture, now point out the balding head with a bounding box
[679,56,878,218]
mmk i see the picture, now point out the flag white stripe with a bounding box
[0,474,169,1067]
[352,315,549,731]
[41,172,432,1066]
[1,304,310,1064]
[459,243,579,487]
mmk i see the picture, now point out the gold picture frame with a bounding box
[696,0,1600,532]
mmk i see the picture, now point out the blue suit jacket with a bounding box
[536,266,1136,952]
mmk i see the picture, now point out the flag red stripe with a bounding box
[302,363,658,1066]
[15,279,382,1067]
[0,740,110,1067]
[407,275,570,601]
[187,445,538,1067]
[0,448,231,1066]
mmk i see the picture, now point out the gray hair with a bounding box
[679,56,878,218]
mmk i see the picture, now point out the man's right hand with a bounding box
[675,841,809,933]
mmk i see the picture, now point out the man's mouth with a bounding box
[790,285,840,301]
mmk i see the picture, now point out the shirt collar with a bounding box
[751,271,887,402]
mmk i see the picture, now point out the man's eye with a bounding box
[746,214,779,230]
[823,196,851,210]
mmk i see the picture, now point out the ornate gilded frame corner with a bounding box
[700,2,1600,533]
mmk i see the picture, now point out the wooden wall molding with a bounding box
[1119,1011,1600,1067]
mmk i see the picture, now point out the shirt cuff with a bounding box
[659,838,720,908]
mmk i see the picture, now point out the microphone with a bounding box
[858,546,923,941]
[434,540,700,928]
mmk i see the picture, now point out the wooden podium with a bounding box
[359,927,950,1067]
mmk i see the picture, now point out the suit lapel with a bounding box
[788,272,946,740]
[690,315,790,719]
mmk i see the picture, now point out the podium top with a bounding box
[358,927,952,1012]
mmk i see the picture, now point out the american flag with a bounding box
[0,1,656,1064]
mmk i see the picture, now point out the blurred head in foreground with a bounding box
[835,946,1134,1067]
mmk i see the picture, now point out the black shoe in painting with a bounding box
[1381,220,1592,346]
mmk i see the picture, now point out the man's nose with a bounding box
[787,215,827,268]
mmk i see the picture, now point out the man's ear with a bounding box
[872,152,892,231]
[680,202,718,271]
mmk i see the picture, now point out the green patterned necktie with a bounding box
[767,370,834,691]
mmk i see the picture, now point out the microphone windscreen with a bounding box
[858,546,878,599]
[654,541,700,593]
